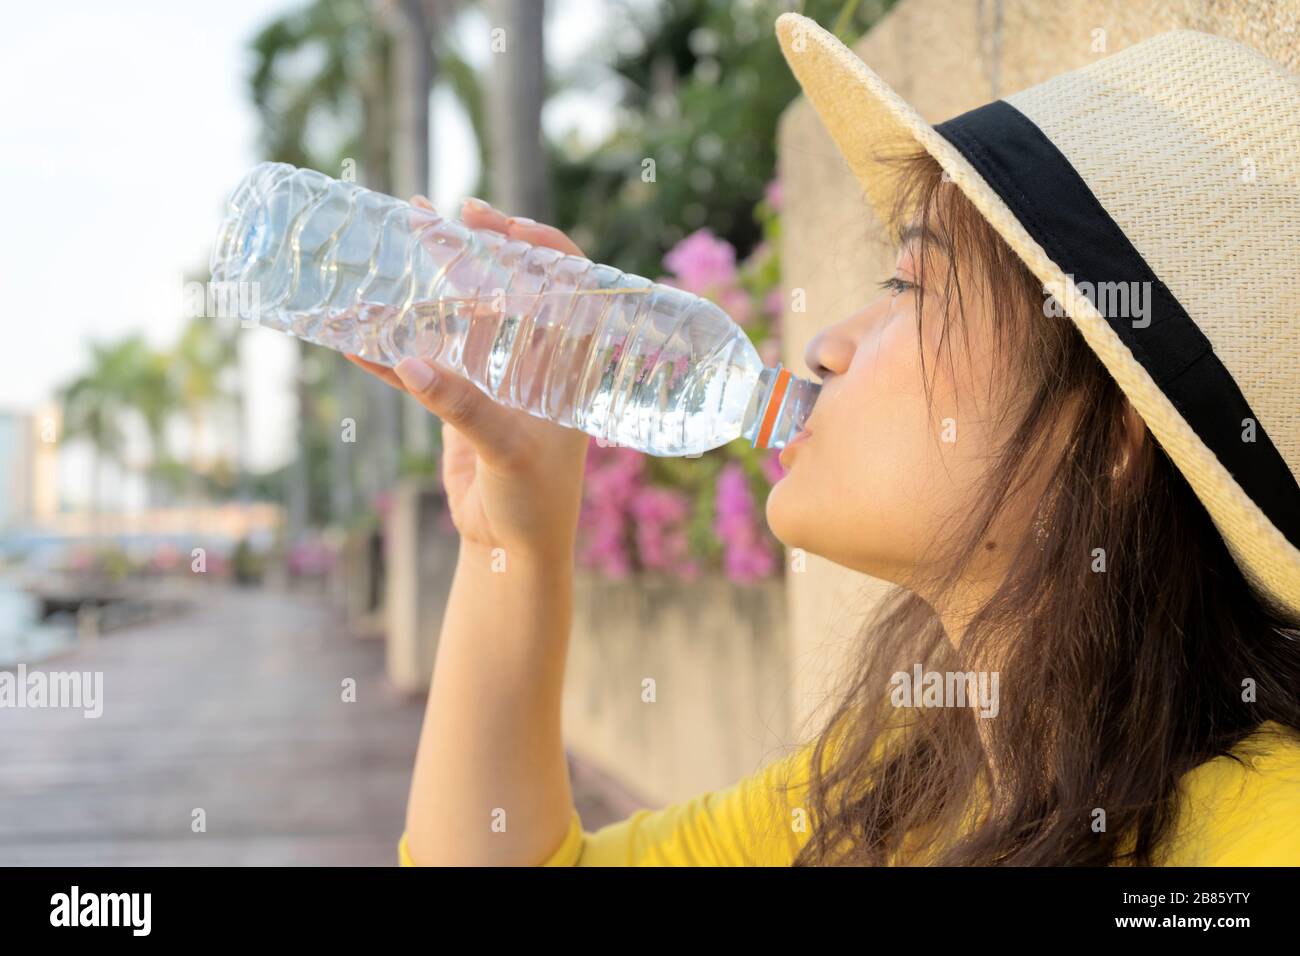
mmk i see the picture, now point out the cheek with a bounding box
[768,318,928,549]
[828,318,949,496]
[768,311,1000,566]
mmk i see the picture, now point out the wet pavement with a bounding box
[0,583,639,865]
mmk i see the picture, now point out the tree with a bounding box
[250,0,394,532]
[549,0,897,276]
[483,0,550,219]
[246,0,495,525]
[122,346,177,507]
[58,335,175,520]
[175,317,239,500]
[60,348,128,520]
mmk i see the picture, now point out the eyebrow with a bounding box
[897,223,950,257]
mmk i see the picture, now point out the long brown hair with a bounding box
[786,148,1300,866]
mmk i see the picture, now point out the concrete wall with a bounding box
[383,480,458,693]
[562,574,792,806]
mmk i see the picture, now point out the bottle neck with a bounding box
[741,364,821,450]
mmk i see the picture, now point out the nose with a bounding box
[804,318,857,381]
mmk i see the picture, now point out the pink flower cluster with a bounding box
[663,229,736,295]
[579,444,641,578]
[578,443,697,579]
[713,462,777,583]
[765,179,783,211]
[148,544,183,573]
[570,180,791,584]
[630,486,697,577]
[660,229,756,328]
[288,535,336,577]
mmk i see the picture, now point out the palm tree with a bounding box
[175,318,238,500]
[60,361,125,522]
[246,0,485,525]
[58,335,166,525]
[250,0,402,530]
[125,347,179,506]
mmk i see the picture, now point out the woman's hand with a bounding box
[345,197,590,564]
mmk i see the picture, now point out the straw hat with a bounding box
[774,13,1300,621]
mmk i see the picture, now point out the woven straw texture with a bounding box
[774,12,1300,619]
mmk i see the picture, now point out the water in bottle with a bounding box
[210,162,819,457]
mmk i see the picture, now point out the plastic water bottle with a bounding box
[210,162,819,457]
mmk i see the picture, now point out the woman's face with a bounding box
[766,227,1028,584]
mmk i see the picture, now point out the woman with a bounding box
[357,15,1300,865]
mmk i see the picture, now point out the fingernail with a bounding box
[508,216,536,228]
[395,357,434,391]
[463,197,490,211]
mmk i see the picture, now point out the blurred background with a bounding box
[8,0,1269,866]
[0,0,897,864]
[5,0,1284,874]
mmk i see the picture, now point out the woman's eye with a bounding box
[876,276,915,297]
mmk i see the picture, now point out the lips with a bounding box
[778,428,812,469]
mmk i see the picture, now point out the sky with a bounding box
[0,0,621,482]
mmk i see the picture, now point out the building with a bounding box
[0,406,60,533]
[0,410,34,531]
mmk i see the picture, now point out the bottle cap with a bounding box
[746,363,821,450]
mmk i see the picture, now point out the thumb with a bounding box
[393,357,517,460]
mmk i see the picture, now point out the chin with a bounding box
[764,476,810,551]
[766,477,883,575]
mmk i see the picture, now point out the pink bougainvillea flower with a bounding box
[713,461,777,584]
[577,443,645,578]
[764,287,784,319]
[663,229,737,295]
[629,485,692,575]
[765,178,783,211]
[720,287,754,327]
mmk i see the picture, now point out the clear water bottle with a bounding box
[210,161,819,457]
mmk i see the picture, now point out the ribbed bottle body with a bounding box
[212,162,787,456]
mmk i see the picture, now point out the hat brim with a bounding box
[774,12,1300,620]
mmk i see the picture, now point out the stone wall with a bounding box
[562,573,793,806]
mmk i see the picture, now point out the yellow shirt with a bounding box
[398,720,1300,866]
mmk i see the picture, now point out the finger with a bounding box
[450,196,584,257]
[392,357,518,462]
[504,216,585,257]
[460,197,512,236]
[344,353,407,393]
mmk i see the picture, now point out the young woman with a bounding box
[353,16,1300,866]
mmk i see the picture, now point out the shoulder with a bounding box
[557,741,821,866]
[540,715,881,867]
[1159,721,1300,865]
